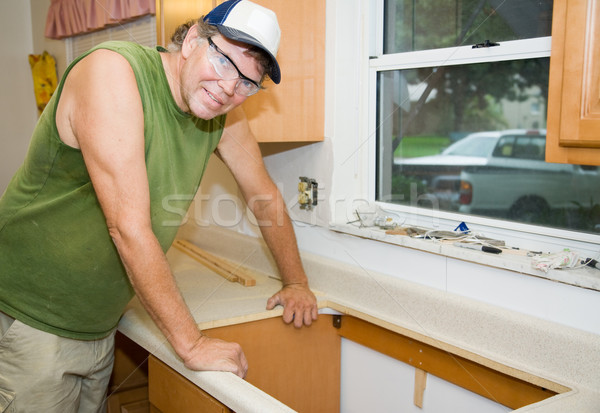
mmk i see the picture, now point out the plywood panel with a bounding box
[207,315,340,413]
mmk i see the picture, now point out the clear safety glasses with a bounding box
[206,37,261,96]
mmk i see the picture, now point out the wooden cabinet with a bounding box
[107,333,150,413]
[149,356,232,413]
[546,0,600,165]
[241,0,325,143]
[155,0,325,143]
[155,0,215,48]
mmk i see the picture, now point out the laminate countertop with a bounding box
[117,227,600,413]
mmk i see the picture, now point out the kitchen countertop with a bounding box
[118,226,600,413]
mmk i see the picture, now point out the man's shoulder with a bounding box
[91,40,151,55]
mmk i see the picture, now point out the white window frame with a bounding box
[328,0,600,256]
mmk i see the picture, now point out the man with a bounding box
[0,0,317,411]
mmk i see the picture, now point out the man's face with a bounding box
[179,34,263,120]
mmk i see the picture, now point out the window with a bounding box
[373,0,600,236]
[66,14,156,64]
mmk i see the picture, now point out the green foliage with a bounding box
[393,136,450,158]
[390,174,427,205]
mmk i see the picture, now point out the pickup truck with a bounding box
[457,131,600,226]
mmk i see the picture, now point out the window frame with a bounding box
[328,0,600,255]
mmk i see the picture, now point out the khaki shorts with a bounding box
[0,311,116,413]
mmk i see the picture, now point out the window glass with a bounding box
[384,0,554,53]
[375,1,600,234]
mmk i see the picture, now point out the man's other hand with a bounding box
[266,283,318,328]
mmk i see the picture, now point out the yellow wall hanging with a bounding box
[29,51,58,116]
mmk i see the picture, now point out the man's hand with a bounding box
[266,283,318,328]
[182,335,248,378]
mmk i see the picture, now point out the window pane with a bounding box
[384,0,553,53]
[376,58,600,234]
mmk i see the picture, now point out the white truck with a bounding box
[457,131,600,226]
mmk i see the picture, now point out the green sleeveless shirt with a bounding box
[0,41,225,340]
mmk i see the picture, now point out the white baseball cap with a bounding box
[204,0,281,84]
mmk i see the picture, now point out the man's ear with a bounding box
[181,24,200,59]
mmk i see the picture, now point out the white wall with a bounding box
[0,0,66,194]
[0,2,37,193]
[30,0,68,77]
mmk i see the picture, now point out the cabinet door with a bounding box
[546,0,600,165]
[148,356,232,413]
[241,0,325,142]
[156,0,215,47]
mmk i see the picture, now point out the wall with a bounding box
[0,2,37,193]
[0,0,66,194]
[30,0,68,77]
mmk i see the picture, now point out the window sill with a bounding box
[329,222,600,293]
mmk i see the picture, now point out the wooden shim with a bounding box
[414,368,427,408]
[172,240,256,287]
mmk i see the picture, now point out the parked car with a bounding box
[458,132,600,224]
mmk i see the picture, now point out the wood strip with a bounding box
[172,240,256,286]
[186,244,258,287]
[414,368,427,408]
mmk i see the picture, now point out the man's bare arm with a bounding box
[216,107,318,327]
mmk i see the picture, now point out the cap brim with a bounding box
[217,26,281,84]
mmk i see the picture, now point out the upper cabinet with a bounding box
[156,0,325,143]
[546,0,600,165]
[155,0,215,48]
[241,0,325,143]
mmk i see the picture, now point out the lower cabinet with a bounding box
[106,333,150,413]
[107,386,151,413]
[149,356,232,413]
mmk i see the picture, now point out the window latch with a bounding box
[472,40,500,49]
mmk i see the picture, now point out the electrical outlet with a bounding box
[298,177,318,210]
